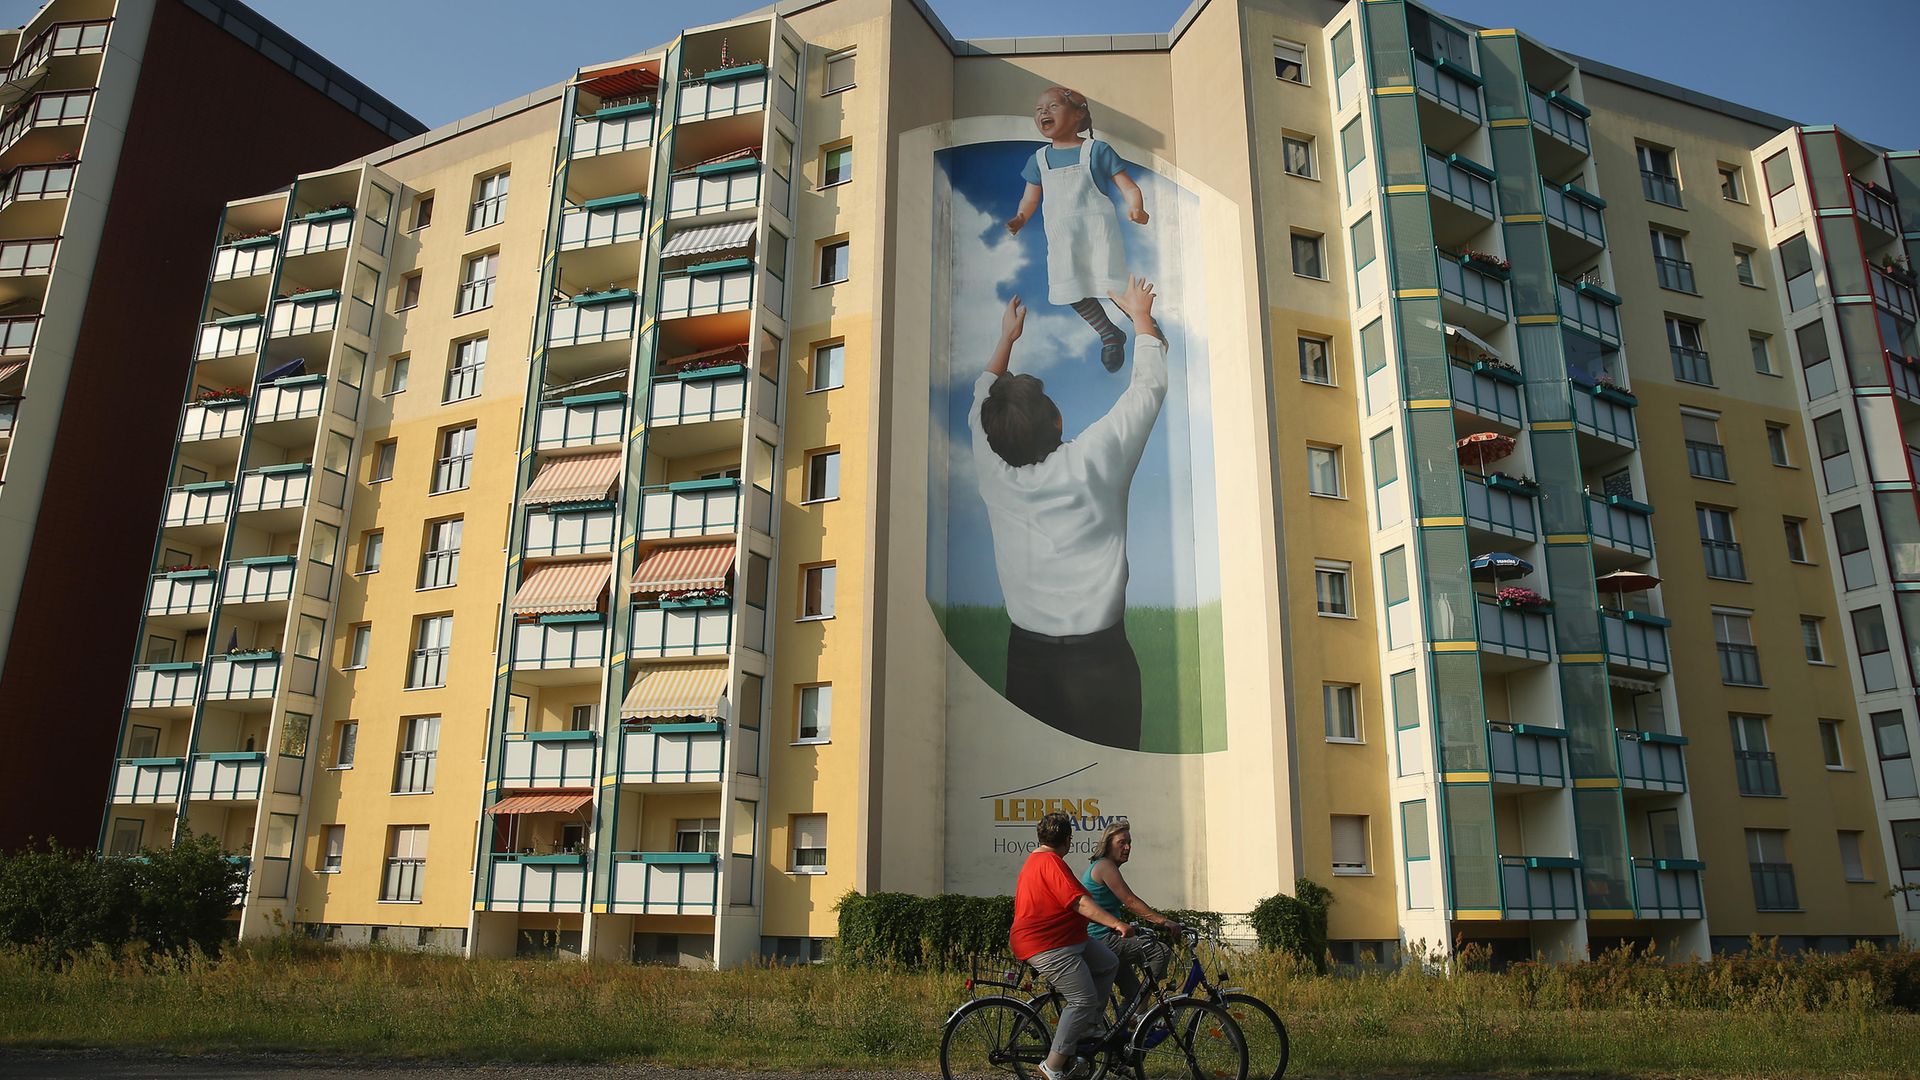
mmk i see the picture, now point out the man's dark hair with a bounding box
[980,374,1062,467]
[1036,811,1075,849]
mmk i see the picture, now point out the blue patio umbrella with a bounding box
[1469,552,1533,582]
[258,356,305,384]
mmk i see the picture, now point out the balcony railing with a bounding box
[1412,55,1482,122]
[1852,178,1899,236]
[222,556,296,605]
[535,392,624,449]
[1751,862,1798,911]
[571,101,653,158]
[1527,88,1589,153]
[1465,477,1536,540]
[203,652,279,701]
[547,291,636,348]
[1426,150,1496,218]
[636,480,742,540]
[1558,281,1621,346]
[1871,265,1919,322]
[381,857,424,902]
[282,209,352,257]
[1438,255,1509,321]
[253,374,326,424]
[676,64,768,124]
[181,399,246,442]
[129,663,198,709]
[111,757,184,803]
[629,604,733,659]
[1573,385,1635,448]
[1587,495,1653,557]
[607,852,719,914]
[0,161,74,213]
[269,291,339,338]
[524,504,616,558]
[5,20,111,85]
[237,464,310,513]
[1500,856,1581,920]
[212,236,276,281]
[196,316,261,360]
[649,368,747,426]
[484,852,588,913]
[669,160,762,218]
[163,481,231,528]
[1654,256,1697,295]
[0,236,55,278]
[1640,168,1682,207]
[1616,729,1687,793]
[512,617,607,670]
[1632,858,1704,919]
[186,751,265,801]
[1476,599,1551,662]
[1542,184,1606,246]
[0,90,92,159]
[620,721,726,784]
[558,195,646,249]
[1717,642,1762,686]
[1605,612,1669,673]
[500,732,597,788]
[1734,749,1780,796]
[1669,343,1711,385]
[146,569,214,616]
[1488,725,1566,787]
[658,263,752,320]
[1701,538,1745,581]
[1685,440,1728,481]
[1449,361,1522,427]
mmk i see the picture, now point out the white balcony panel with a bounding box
[500,736,598,788]
[628,605,733,659]
[129,664,199,709]
[196,319,260,360]
[146,572,214,616]
[238,467,310,513]
[608,855,719,914]
[619,723,726,784]
[222,558,295,604]
[181,400,245,442]
[111,758,183,803]
[649,371,746,426]
[485,855,589,913]
[163,483,231,527]
[187,752,265,801]
[657,268,752,320]
[203,654,279,701]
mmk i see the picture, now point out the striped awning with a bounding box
[620,663,729,720]
[488,789,593,815]
[0,361,24,383]
[660,219,755,258]
[630,541,734,594]
[510,559,610,615]
[524,452,620,506]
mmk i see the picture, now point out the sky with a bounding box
[1,0,1904,146]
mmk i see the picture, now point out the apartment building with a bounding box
[0,0,421,850]
[98,0,1913,965]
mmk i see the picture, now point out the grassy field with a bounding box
[934,601,1227,753]
[2,943,1917,1077]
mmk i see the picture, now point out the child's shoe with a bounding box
[1099,339,1125,372]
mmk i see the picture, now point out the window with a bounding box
[1651,230,1695,293]
[1349,215,1377,283]
[676,818,720,854]
[382,826,427,902]
[1380,546,1410,645]
[1854,607,1897,692]
[1323,683,1359,742]
[107,818,141,857]
[1298,335,1332,385]
[456,251,497,313]
[1732,714,1781,797]
[567,704,597,732]
[791,814,827,873]
[823,49,855,94]
[408,615,452,689]
[1331,815,1369,875]
[1875,711,1918,800]
[1719,165,1745,202]
[1839,832,1869,883]
[821,143,852,187]
[797,684,831,742]
[1282,134,1314,178]
[1801,617,1826,663]
[397,272,421,311]
[1370,431,1399,522]
[804,449,840,503]
[1666,316,1710,383]
[1315,560,1352,617]
[1820,720,1846,769]
[1782,233,1818,310]
[394,715,439,794]
[384,354,409,396]
[1814,411,1855,493]
[1747,829,1797,910]
[469,170,508,232]
[1714,608,1761,686]
[347,624,371,670]
[334,720,358,768]
[1750,333,1774,374]
[359,530,383,574]
[420,517,461,589]
[1697,505,1745,580]
[410,193,433,231]
[1766,423,1792,467]
[444,336,486,403]
[319,825,344,872]
[1784,517,1810,563]
[1682,410,1727,480]
[1638,143,1681,207]
[433,424,475,493]
[371,440,396,483]
[811,340,845,391]
[1734,246,1759,287]
[1291,232,1325,279]
[1307,444,1342,497]
[1273,39,1307,84]
[126,724,160,758]
[818,239,849,285]
[1340,118,1368,206]
[1331,24,1356,104]
[1835,508,1872,588]
[801,563,836,620]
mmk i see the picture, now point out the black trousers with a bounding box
[1005,620,1142,750]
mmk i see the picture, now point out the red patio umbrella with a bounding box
[1456,431,1516,473]
[1596,570,1660,610]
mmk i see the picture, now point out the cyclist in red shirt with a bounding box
[1011,811,1134,1080]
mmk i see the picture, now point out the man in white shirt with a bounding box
[969,277,1167,749]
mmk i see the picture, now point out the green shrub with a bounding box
[1247,877,1332,972]
[835,891,1014,970]
[0,834,245,966]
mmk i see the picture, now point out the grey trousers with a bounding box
[1106,932,1172,1003]
[1027,937,1120,1056]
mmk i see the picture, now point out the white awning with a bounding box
[1445,324,1502,362]
[660,220,755,258]
[619,663,729,720]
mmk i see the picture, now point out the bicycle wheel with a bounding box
[1131,998,1247,1080]
[1026,989,1122,1080]
[1219,992,1289,1080]
[941,996,1052,1080]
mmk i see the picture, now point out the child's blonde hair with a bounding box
[1043,85,1095,137]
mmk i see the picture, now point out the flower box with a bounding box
[1486,474,1539,496]
[1472,360,1524,386]
[676,362,744,382]
[571,288,634,306]
[1455,248,1512,278]
[593,99,653,119]
[700,62,766,84]
[224,648,279,661]
[1499,599,1553,612]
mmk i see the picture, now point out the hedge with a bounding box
[0,834,246,966]
[835,891,1227,970]
[1247,877,1332,972]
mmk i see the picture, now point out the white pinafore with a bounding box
[1034,140,1127,305]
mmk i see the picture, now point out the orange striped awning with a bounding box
[511,559,611,615]
[620,663,729,719]
[524,452,620,506]
[630,541,735,594]
[488,789,593,815]
[0,361,24,383]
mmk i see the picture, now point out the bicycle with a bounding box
[1028,925,1289,1080]
[941,928,1249,1080]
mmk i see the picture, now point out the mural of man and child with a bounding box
[931,87,1225,756]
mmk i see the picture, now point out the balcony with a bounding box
[163,481,232,528]
[1734,749,1780,797]
[607,852,719,914]
[186,752,265,802]
[1654,256,1697,296]
[619,721,726,784]
[535,392,625,450]
[268,291,339,339]
[0,90,91,162]
[1412,55,1482,145]
[1631,858,1704,919]
[1465,475,1537,542]
[572,100,654,158]
[212,235,276,281]
[1558,280,1621,347]
[196,316,262,361]
[1438,253,1509,332]
[1853,178,1900,239]
[0,236,55,285]
[146,569,215,617]
[129,663,199,711]
[202,652,279,702]
[1476,599,1551,665]
[111,757,184,803]
[1527,88,1590,174]
[524,503,617,559]
[658,261,752,321]
[559,193,646,251]
[1718,642,1761,686]
[1640,170,1682,209]
[636,479,747,540]
[629,603,733,660]
[1542,183,1606,255]
[1500,856,1581,920]
[253,374,326,425]
[282,208,353,258]
[547,290,636,354]
[1872,265,1919,322]
[1617,729,1687,793]
[0,161,75,221]
[237,464,310,514]
[1605,611,1669,674]
[669,158,762,219]
[649,367,747,429]
[483,852,588,913]
[676,64,767,125]
[5,21,110,85]
[512,617,607,672]
[181,398,246,442]
[1587,495,1654,561]
[500,731,597,788]
[1449,361,1522,431]
[1488,724,1566,788]
[1701,538,1746,581]
[221,556,296,605]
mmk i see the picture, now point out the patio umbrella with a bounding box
[258,356,305,384]
[225,628,240,654]
[1456,431,1516,472]
[1596,570,1661,609]
[1469,552,1534,583]
[1445,324,1502,362]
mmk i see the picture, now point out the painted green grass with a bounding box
[933,601,1227,753]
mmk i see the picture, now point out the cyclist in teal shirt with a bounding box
[1082,822,1177,1004]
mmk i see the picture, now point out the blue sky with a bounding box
[1,0,1902,146]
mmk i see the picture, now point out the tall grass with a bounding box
[2,941,1917,1075]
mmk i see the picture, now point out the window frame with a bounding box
[467,169,509,233]
[795,683,832,744]
[1290,230,1327,281]
[1273,38,1309,85]
[816,238,850,286]
[1306,443,1344,498]
[1820,720,1847,770]
[1765,423,1793,467]
[346,623,371,670]
[1281,132,1316,179]
[823,49,856,95]
[1800,616,1827,664]
[1783,517,1811,564]
[800,562,836,621]
[358,530,383,575]
[1330,814,1369,875]
[396,271,421,312]
[1314,559,1354,618]
[803,447,841,504]
[333,719,358,769]
[1298,334,1334,385]
[819,141,853,188]
[410,192,434,232]
[810,339,845,392]
[1323,682,1361,743]
[370,439,396,484]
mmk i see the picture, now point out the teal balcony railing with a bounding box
[547,291,636,349]
[669,160,763,218]
[1604,611,1669,673]
[1587,494,1653,557]
[195,315,261,360]
[628,604,733,659]
[1542,183,1606,246]
[558,195,646,250]
[1488,724,1566,787]
[513,617,607,671]
[146,569,215,616]
[636,480,743,540]
[484,852,589,913]
[1500,856,1581,920]
[253,374,326,424]
[1465,476,1537,540]
[535,392,625,450]
[1425,150,1495,218]
[110,757,184,803]
[1751,861,1798,911]
[500,731,597,788]
[186,751,265,801]
[1477,599,1552,662]
[1558,280,1620,346]
[619,721,727,784]
[212,235,276,281]
[658,262,753,320]
[676,64,768,124]
[1640,168,1682,208]
[129,663,199,709]
[1617,729,1687,793]
[649,369,747,426]
[571,100,653,158]
[203,652,279,701]
[283,208,353,257]
[237,464,310,513]
[1413,54,1482,122]
[1439,254,1509,321]
[163,481,232,527]
[1701,538,1746,581]
[1632,858,1704,919]
[607,852,719,914]
[1734,749,1780,796]
[221,555,296,605]
[1527,88,1589,153]
[1449,361,1522,427]
[524,504,616,558]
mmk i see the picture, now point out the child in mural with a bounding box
[969,277,1166,751]
[1006,86,1150,373]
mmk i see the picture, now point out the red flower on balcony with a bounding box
[1496,586,1548,609]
